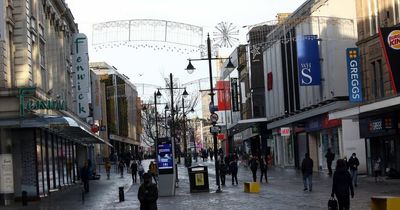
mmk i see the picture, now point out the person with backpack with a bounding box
[260,157,268,183]
[138,173,158,210]
[138,161,145,183]
[219,160,227,186]
[118,160,125,178]
[249,156,258,182]
[131,160,138,183]
[347,153,360,187]
[331,159,354,210]
[229,158,239,185]
[325,148,335,176]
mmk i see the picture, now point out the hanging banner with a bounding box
[72,33,90,118]
[0,0,5,41]
[297,35,321,86]
[346,48,363,102]
[231,78,239,112]
[379,27,400,93]
[216,81,231,111]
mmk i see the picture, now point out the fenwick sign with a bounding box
[19,87,66,117]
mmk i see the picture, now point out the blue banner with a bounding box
[346,48,363,102]
[297,35,321,86]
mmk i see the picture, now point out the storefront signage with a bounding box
[359,114,397,138]
[19,88,66,116]
[73,33,90,118]
[379,27,400,93]
[280,127,290,136]
[0,154,14,193]
[0,0,5,41]
[231,78,239,112]
[346,48,363,102]
[297,35,321,86]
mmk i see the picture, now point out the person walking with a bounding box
[138,173,158,210]
[249,156,258,182]
[149,161,158,184]
[260,157,268,183]
[325,148,335,176]
[80,161,90,193]
[229,158,238,185]
[105,160,112,180]
[118,160,125,178]
[219,160,227,186]
[131,160,138,183]
[331,159,354,210]
[301,153,313,192]
[347,153,360,187]
[138,161,145,183]
[374,156,383,183]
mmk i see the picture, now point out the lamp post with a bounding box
[156,73,189,186]
[185,34,235,193]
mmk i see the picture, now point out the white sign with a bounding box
[0,154,14,193]
[280,127,291,136]
[0,0,5,41]
[73,33,90,118]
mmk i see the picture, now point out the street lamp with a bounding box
[184,34,236,193]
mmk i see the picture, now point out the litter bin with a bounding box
[188,165,209,193]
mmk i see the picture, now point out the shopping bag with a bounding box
[328,197,338,210]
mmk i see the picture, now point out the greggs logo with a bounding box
[388,30,400,50]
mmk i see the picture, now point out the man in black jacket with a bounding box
[347,153,360,187]
[301,153,313,192]
[325,148,335,176]
[138,173,158,210]
[331,159,354,210]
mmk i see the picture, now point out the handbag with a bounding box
[328,197,338,210]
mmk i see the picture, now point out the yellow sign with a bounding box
[195,173,204,186]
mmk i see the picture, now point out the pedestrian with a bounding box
[260,157,268,183]
[149,161,158,184]
[325,148,335,176]
[138,173,158,210]
[249,156,258,182]
[331,159,354,210]
[229,158,238,185]
[301,153,313,192]
[131,160,138,183]
[219,160,227,186]
[105,160,112,180]
[347,153,360,187]
[138,161,145,183]
[374,156,383,183]
[118,160,125,178]
[80,161,90,193]
[210,149,214,161]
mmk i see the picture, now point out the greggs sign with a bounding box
[379,27,400,93]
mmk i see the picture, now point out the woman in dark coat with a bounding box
[331,159,354,210]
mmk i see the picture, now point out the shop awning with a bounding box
[0,116,112,147]
[228,118,268,135]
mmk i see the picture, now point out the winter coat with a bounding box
[219,162,227,175]
[229,160,238,174]
[250,158,258,171]
[331,170,354,198]
[325,151,335,163]
[138,182,158,210]
[131,162,138,173]
[348,157,360,171]
[301,157,313,176]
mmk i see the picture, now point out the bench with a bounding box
[244,182,260,193]
[371,196,400,210]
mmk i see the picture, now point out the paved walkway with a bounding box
[2,158,400,210]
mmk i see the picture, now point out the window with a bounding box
[39,40,45,68]
[368,0,380,35]
[371,60,385,99]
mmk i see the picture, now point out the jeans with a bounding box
[303,174,312,191]
[132,172,137,183]
[350,169,357,186]
[260,170,268,182]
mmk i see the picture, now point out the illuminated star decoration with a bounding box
[250,45,261,60]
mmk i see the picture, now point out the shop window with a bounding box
[371,60,385,99]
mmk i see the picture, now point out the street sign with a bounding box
[210,126,220,134]
[210,113,219,123]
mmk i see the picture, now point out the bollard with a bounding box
[119,187,124,202]
[22,191,28,206]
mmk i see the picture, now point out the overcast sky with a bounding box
[65,0,306,102]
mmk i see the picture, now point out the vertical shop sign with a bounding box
[296,35,321,86]
[0,154,14,193]
[346,48,363,102]
[73,33,90,118]
[231,78,239,112]
[216,81,231,110]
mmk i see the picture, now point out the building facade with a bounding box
[0,0,108,204]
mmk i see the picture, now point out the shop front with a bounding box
[359,112,400,175]
[271,127,295,168]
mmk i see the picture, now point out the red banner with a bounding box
[216,81,231,110]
